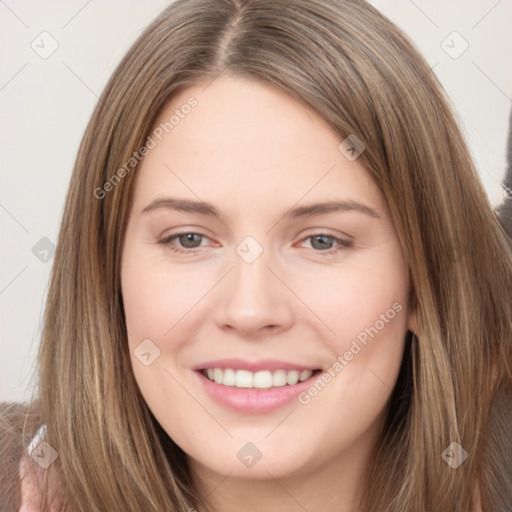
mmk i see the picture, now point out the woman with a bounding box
[2,0,511,510]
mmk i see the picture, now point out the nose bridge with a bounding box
[214,235,294,334]
[233,241,272,294]
[231,236,279,307]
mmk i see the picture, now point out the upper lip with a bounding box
[193,358,320,372]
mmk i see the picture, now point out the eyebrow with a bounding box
[141,197,380,220]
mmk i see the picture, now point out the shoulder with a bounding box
[481,380,512,511]
[18,421,64,512]
[0,402,50,512]
[0,402,30,511]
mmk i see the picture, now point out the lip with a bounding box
[193,358,319,372]
[193,366,321,414]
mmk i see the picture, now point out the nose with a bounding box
[213,243,295,339]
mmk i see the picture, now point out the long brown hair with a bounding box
[1,0,511,510]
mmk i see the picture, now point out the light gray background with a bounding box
[1,0,511,403]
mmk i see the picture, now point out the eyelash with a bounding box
[157,232,353,256]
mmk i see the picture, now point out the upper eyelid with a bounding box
[163,231,212,243]
[162,231,351,247]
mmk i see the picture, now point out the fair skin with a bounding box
[120,75,415,511]
[17,76,486,512]
[18,454,63,512]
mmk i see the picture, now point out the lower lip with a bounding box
[195,371,318,414]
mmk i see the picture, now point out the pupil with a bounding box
[182,234,200,248]
[312,235,332,250]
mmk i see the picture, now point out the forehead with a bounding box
[132,75,386,217]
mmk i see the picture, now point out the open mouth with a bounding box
[200,368,322,389]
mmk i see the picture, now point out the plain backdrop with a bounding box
[1,0,511,403]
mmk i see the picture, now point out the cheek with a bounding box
[296,255,409,354]
[291,250,409,420]
[121,250,211,343]
[120,247,219,414]
[121,248,200,432]
[295,257,409,417]
[333,281,407,356]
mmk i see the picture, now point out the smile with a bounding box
[202,368,315,389]
[194,360,322,414]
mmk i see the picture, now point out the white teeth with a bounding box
[203,368,315,388]
[272,369,287,387]
[213,368,223,384]
[223,368,236,386]
[235,369,253,388]
[286,370,300,385]
[299,370,313,382]
[253,370,273,388]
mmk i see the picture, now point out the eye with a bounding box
[300,233,353,256]
[157,232,353,256]
[157,232,211,254]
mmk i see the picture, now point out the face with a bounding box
[121,75,415,487]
